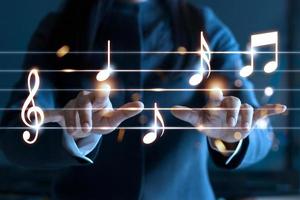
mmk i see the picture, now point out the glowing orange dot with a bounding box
[131,93,141,101]
[234,79,243,88]
[177,46,187,55]
[214,139,227,154]
[57,45,70,58]
[117,129,126,143]
[139,115,148,125]
[234,131,242,140]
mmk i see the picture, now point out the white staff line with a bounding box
[0,107,294,111]
[0,88,298,92]
[1,50,300,54]
[0,69,298,73]
[0,127,298,130]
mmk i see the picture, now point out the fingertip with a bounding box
[283,105,287,109]
[275,104,287,114]
[136,102,144,114]
[128,101,144,113]
[209,87,223,101]
[136,101,144,109]
[97,83,111,97]
[281,105,287,112]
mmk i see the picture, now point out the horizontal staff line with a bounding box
[0,89,298,92]
[0,127,297,130]
[0,107,293,111]
[0,51,300,54]
[0,69,298,73]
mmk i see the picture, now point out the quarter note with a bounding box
[143,103,165,144]
[21,69,45,144]
[189,31,211,86]
[240,31,278,77]
[96,40,113,81]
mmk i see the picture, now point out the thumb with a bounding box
[44,110,63,124]
[106,101,144,127]
[171,106,201,126]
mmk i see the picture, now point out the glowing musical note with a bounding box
[189,31,211,86]
[21,69,44,144]
[143,103,165,144]
[96,40,113,82]
[240,31,278,77]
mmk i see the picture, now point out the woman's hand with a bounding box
[171,89,286,143]
[43,85,144,139]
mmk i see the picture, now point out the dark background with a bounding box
[0,0,299,199]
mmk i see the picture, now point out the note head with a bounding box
[96,69,111,82]
[189,73,204,86]
[239,65,254,78]
[264,61,278,74]
[143,131,157,144]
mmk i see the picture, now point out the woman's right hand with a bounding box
[43,85,144,139]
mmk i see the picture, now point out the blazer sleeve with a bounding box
[197,7,273,169]
[0,13,101,169]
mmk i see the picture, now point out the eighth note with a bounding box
[96,40,113,82]
[143,103,165,144]
[189,31,211,86]
[21,69,45,144]
[240,31,278,77]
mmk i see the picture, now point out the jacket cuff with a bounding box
[208,136,249,169]
[62,132,102,163]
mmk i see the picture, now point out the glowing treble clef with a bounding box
[143,103,165,144]
[21,69,44,144]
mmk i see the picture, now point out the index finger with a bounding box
[207,87,224,107]
[171,106,202,126]
[44,110,63,124]
[220,96,241,127]
[92,83,111,108]
[253,104,287,122]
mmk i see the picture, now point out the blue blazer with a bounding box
[0,0,273,199]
